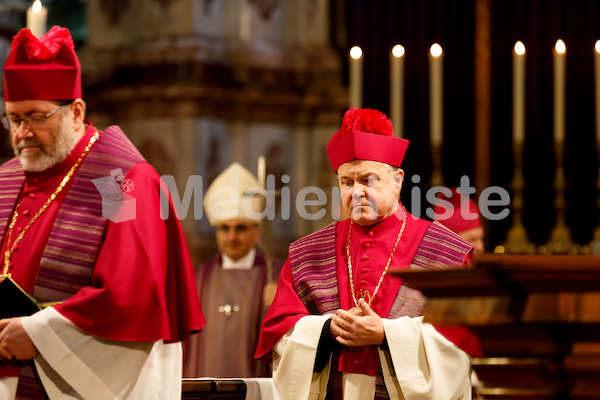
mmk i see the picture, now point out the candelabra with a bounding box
[587,144,600,254]
[497,143,535,254]
[543,142,577,254]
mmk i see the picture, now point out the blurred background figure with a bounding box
[433,187,485,254]
[433,188,486,398]
[183,163,281,378]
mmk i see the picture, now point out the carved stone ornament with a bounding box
[154,0,173,11]
[101,0,131,26]
[248,0,279,20]
[202,0,215,15]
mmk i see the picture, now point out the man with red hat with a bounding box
[0,26,205,398]
[255,108,480,399]
[433,187,485,254]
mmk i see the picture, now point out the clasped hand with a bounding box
[329,298,385,347]
[0,317,36,361]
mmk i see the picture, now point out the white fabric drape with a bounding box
[0,376,18,399]
[242,378,282,400]
[271,315,472,400]
[18,307,181,400]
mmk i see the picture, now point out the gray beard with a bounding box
[15,117,79,172]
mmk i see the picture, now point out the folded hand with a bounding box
[329,298,385,347]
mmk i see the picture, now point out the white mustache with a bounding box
[17,139,44,152]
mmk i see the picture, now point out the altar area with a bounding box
[395,254,600,399]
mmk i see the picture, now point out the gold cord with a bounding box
[346,207,407,307]
[1,131,99,278]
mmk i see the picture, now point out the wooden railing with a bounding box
[393,254,600,399]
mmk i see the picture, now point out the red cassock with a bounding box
[0,123,205,377]
[256,208,481,373]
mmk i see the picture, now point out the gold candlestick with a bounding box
[587,144,600,254]
[429,143,443,188]
[543,142,577,254]
[496,143,535,254]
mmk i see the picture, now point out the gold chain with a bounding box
[1,131,99,278]
[346,207,407,307]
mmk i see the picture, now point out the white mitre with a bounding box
[203,162,263,226]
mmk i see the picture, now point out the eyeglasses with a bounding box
[1,104,69,130]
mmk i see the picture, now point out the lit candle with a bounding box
[390,44,405,138]
[257,156,266,188]
[513,41,526,146]
[553,39,567,145]
[429,43,444,147]
[26,0,47,39]
[239,0,251,42]
[349,46,363,109]
[595,40,600,145]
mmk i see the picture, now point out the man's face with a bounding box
[215,219,261,261]
[459,226,484,255]
[338,160,404,227]
[5,100,76,172]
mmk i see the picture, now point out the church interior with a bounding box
[1,0,600,398]
[1,0,600,260]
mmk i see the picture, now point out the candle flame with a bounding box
[595,40,600,54]
[350,46,363,60]
[392,44,405,58]
[430,43,443,58]
[32,0,42,13]
[514,41,526,56]
[555,39,566,54]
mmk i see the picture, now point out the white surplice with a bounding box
[271,315,472,400]
[2,307,182,400]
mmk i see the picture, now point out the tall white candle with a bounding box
[513,41,526,146]
[595,40,600,145]
[26,0,47,38]
[349,46,363,109]
[257,155,266,188]
[429,43,444,147]
[390,44,405,138]
[239,0,251,42]
[553,39,567,145]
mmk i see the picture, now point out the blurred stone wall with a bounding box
[81,0,348,264]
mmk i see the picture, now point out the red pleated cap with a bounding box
[4,26,81,101]
[326,108,409,172]
[433,187,482,233]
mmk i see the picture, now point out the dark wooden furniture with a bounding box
[393,254,600,399]
[182,379,246,399]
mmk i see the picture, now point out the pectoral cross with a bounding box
[218,304,240,317]
[358,289,372,306]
